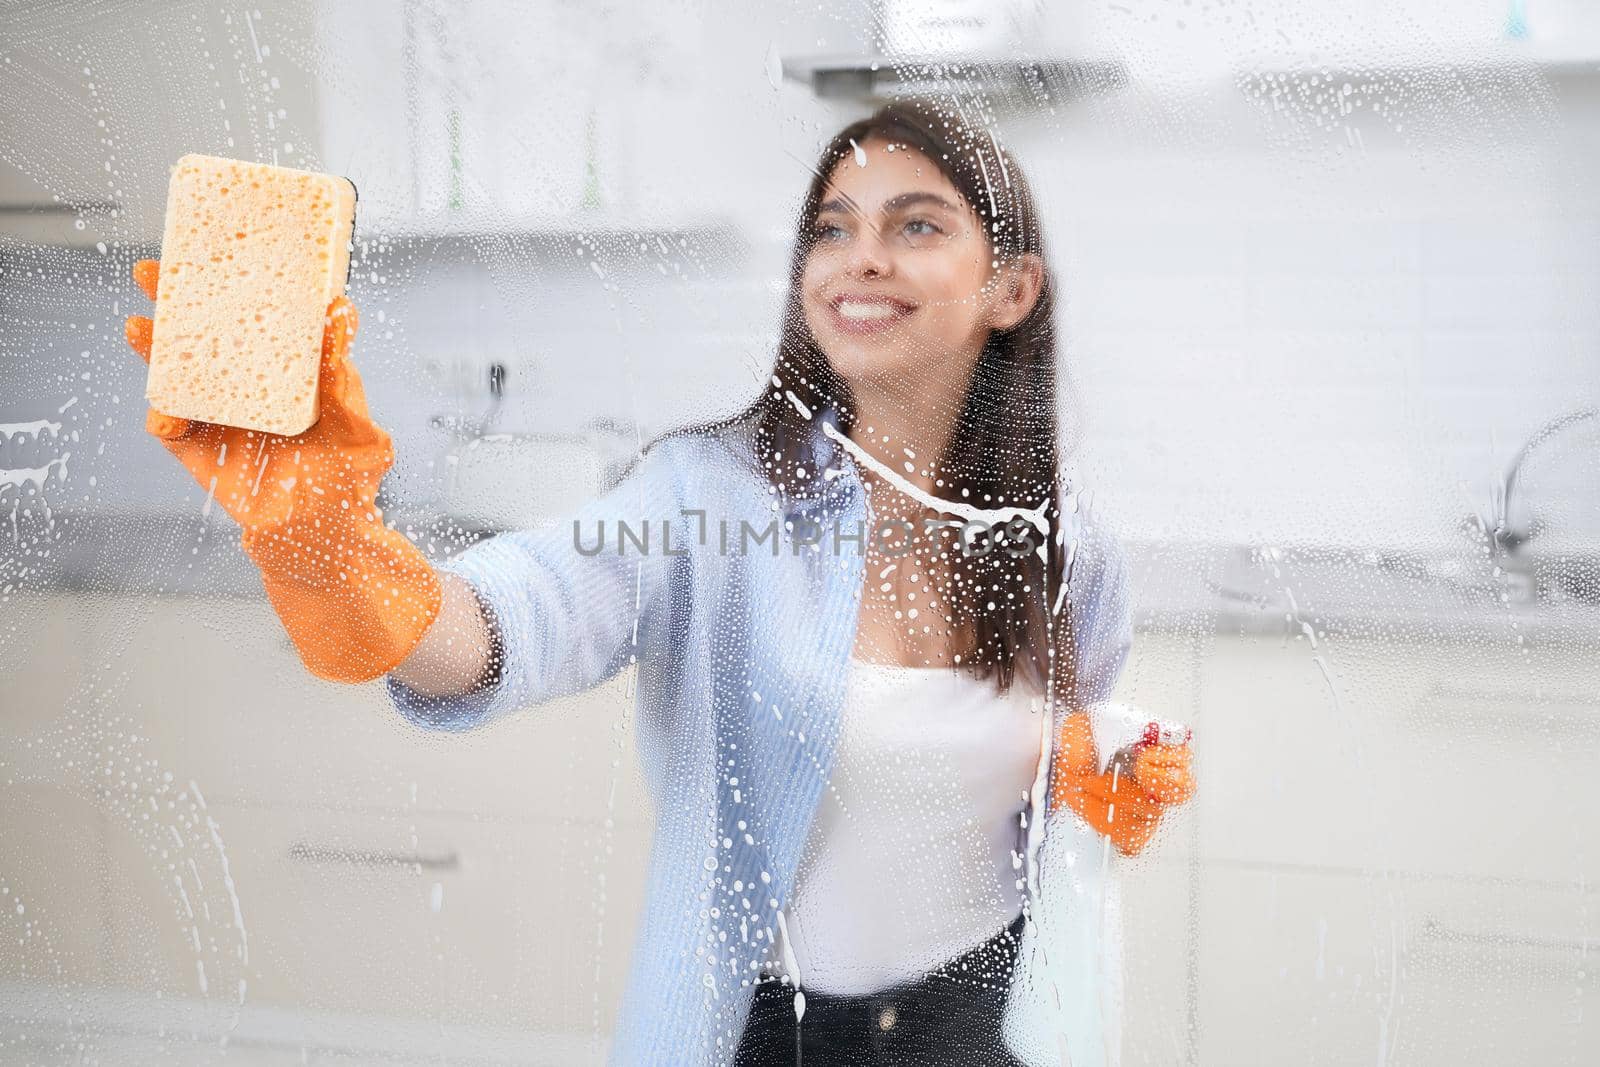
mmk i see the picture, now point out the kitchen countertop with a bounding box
[14,510,1600,643]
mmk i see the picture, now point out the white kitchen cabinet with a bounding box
[0,594,95,783]
[1109,625,1600,1064]
[1192,864,1597,1065]
[96,798,651,1047]
[0,786,110,989]
[81,593,655,825]
[312,2,706,234]
[12,593,1597,1064]
[1184,632,1600,885]
[34,585,667,1048]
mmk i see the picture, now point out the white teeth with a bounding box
[836,301,906,321]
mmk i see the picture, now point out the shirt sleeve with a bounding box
[387,437,688,732]
[1065,514,1164,771]
[1063,508,1135,708]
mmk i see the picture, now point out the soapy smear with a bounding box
[0,419,63,441]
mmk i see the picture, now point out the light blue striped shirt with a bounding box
[386,405,1136,1066]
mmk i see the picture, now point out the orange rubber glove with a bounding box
[125,258,442,682]
[1050,711,1197,856]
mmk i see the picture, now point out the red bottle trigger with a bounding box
[1141,719,1192,748]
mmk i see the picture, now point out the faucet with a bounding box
[429,360,508,441]
[1461,406,1598,562]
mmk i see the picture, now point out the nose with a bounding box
[843,220,894,278]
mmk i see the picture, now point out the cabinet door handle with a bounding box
[287,842,460,872]
[1420,917,1589,953]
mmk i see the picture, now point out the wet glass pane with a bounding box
[2,1,1597,1064]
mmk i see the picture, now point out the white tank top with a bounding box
[776,657,1048,995]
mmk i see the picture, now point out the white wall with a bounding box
[8,0,1597,557]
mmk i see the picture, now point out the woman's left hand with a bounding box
[1050,712,1196,856]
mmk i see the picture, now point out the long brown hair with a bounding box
[655,95,1076,701]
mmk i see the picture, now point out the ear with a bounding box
[985,253,1044,332]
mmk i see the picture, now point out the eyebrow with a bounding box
[816,191,962,217]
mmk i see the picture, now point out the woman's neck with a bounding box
[846,380,965,497]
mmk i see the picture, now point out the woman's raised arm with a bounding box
[388,571,499,698]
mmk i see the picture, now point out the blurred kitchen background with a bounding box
[2,0,1599,1063]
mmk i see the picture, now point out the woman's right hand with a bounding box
[124,258,446,684]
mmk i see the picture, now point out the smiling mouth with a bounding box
[828,296,916,330]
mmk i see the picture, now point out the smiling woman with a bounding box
[119,93,1192,1067]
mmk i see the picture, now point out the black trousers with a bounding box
[733,911,1030,1066]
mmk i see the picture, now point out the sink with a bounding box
[1126,538,1600,640]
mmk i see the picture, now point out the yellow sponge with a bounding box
[145,153,357,436]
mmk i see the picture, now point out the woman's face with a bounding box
[800,137,1034,388]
